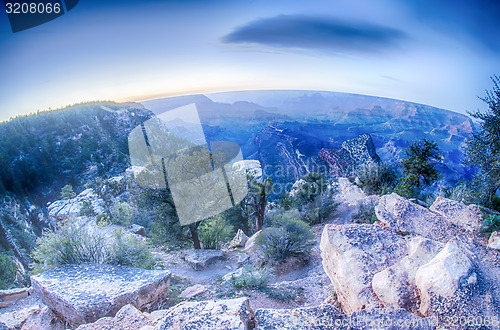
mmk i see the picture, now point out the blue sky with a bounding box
[0,0,499,121]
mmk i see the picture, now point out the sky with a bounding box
[0,0,499,121]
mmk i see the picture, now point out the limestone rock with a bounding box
[488,231,500,250]
[0,287,31,308]
[320,224,407,313]
[47,188,103,219]
[429,197,483,233]
[415,237,476,315]
[372,236,443,311]
[254,304,342,329]
[127,224,146,237]
[254,305,433,330]
[154,297,253,330]
[77,304,153,330]
[183,249,223,271]
[375,193,458,242]
[178,284,207,300]
[230,229,249,249]
[30,263,171,327]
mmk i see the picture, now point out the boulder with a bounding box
[178,284,207,300]
[30,263,171,328]
[429,197,483,233]
[155,297,253,330]
[375,193,458,242]
[372,236,443,312]
[254,305,433,330]
[47,188,103,219]
[244,230,265,266]
[320,224,407,313]
[415,237,476,315]
[127,224,146,237]
[77,304,153,330]
[488,231,500,250]
[183,249,223,271]
[230,229,249,248]
[0,287,31,308]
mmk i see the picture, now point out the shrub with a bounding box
[110,201,133,226]
[32,218,155,272]
[256,213,314,262]
[96,213,111,227]
[60,184,76,200]
[446,176,495,208]
[231,265,270,289]
[198,215,234,249]
[301,190,338,225]
[353,202,378,224]
[394,176,417,199]
[356,162,398,195]
[0,253,17,289]
[481,214,500,233]
[106,230,155,269]
[79,199,96,217]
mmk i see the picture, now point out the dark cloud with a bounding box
[222,15,406,54]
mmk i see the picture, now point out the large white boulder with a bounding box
[30,263,171,328]
[319,224,407,313]
[429,197,483,233]
[415,237,476,315]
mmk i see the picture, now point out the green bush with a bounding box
[394,176,417,199]
[106,230,155,269]
[198,215,234,249]
[481,214,500,233]
[79,199,96,217]
[231,265,270,289]
[356,162,398,195]
[353,202,378,224]
[110,201,133,226]
[60,184,76,200]
[256,212,314,262]
[446,176,495,208]
[32,218,155,272]
[96,213,111,227]
[0,253,17,289]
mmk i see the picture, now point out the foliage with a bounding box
[106,229,155,269]
[32,219,107,272]
[31,218,155,272]
[241,175,273,233]
[400,139,441,189]
[79,199,96,217]
[198,214,234,249]
[356,162,398,195]
[0,253,17,289]
[301,190,338,225]
[294,172,328,205]
[96,213,111,227]
[446,175,495,207]
[256,212,314,262]
[394,176,417,199]
[110,201,133,226]
[60,184,76,200]
[231,264,270,289]
[353,201,378,224]
[481,214,500,233]
[465,75,500,204]
[0,102,151,198]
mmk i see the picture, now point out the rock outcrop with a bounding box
[76,304,155,330]
[0,287,31,308]
[30,263,171,328]
[319,224,407,313]
[429,197,483,233]
[488,231,500,250]
[319,134,380,176]
[183,249,224,271]
[375,193,460,241]
[254,305,433,329]
[155,297,253,330]
[47,188,103,219]
[230,229,249,249]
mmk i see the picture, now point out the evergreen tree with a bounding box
[465,75,500,203]
[396,139,441,198]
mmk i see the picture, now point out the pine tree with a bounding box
[465,75,500,202]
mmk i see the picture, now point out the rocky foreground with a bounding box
[1,180,500,329]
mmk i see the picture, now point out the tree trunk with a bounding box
[189,223,201,249]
